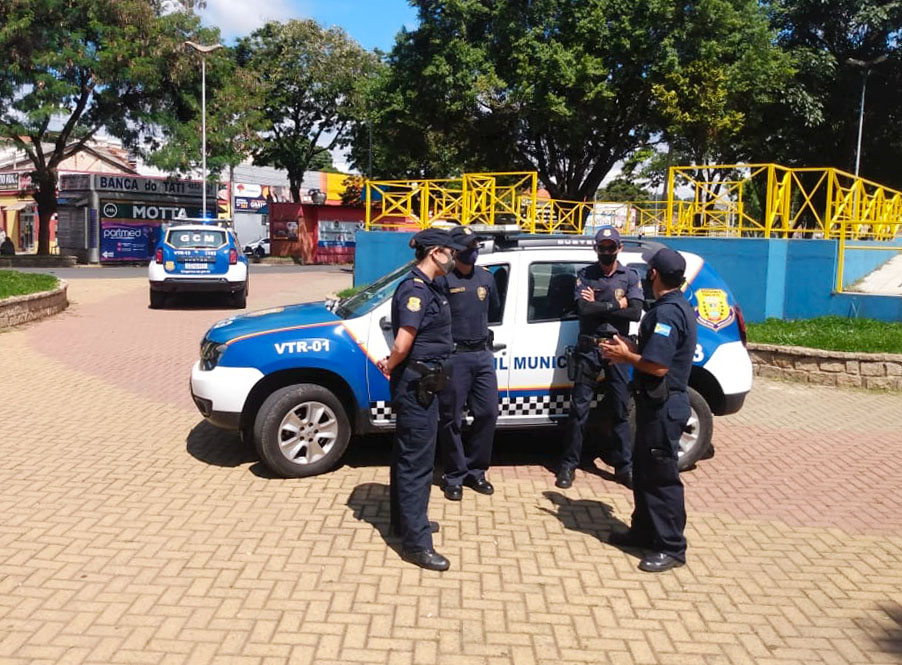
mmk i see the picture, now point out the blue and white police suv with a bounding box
[148,223,249,309]
[189,233,752,478]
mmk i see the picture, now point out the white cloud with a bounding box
[200,0,304,40]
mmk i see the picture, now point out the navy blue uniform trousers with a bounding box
[560,350,631,473]
[389,363,439,552]
[438,349,497,486]
[631,392,689,561]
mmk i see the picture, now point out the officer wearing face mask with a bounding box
[376,227,468,572]
[437,225,502,502]
[601,248,697,573]
[556,226,643,490]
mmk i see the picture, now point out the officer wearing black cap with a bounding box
[556,225,643,490]
[376,226,468,571]
[601,247,698,573]
[437,225,501,502]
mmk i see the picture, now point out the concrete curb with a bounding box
[748,342,902,391]
[0,280,69,329]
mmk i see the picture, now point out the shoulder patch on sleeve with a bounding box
[653,322,672,337]
[406,296,422,312]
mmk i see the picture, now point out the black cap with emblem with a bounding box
[409,227,469,251]
[449,225,479,249]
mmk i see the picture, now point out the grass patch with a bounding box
[336,285,365,299]
[747,316,902,354]
[0,270,58,300]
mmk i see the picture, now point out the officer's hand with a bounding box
[376,356,391,379]
[600,335,635,363]
[580,287,595,302]
[618,296,627,309]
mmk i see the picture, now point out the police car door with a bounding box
[501,256,592,425]
[479,262,514,413]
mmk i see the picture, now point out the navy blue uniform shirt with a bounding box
[637,289,697,391]
[574,262,644,336]
[391,266,453,362]
[438,266,500,345]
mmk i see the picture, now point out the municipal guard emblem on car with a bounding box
[477,286,487,301]
[695,288,734,331]
[407,296,421,312]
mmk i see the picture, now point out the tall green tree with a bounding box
[760,0,902,187]
[0,0,208,254]
[353,0,685,200]
[236,20,379,202]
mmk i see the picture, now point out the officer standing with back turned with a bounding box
[601,248,697,572]
[377,227,468,572]
[556,225,643,490]
[438,225,501,501]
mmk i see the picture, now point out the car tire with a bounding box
[253,384,351,478]
[627,386,714,472]
[232,284,247,309]
[149,288,165,309]
[254,246,265,259]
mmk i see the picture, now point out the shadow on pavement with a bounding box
[346,482,402,555]
[186,420,257,468]
[154,292,241,311]
[875,603,902,656]
[540,490,640,559]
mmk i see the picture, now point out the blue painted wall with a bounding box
[353,230,902,323]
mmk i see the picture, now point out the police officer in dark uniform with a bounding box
[601,248,698,572]
[376,227,468,571]
[556,225,643,490]
[437,225,502,501]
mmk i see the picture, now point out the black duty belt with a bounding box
[454,340,488,353]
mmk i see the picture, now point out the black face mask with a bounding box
[642,270,656,297]
[597,251,617,266]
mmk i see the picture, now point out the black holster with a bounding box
[410,360,449,407]
[635,375,670,408]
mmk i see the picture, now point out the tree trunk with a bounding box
[289,176,301,203]
[33,168,58,256]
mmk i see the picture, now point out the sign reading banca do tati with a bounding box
[60,173,216,197]
[101,201,204,221]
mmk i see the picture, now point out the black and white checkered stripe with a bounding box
[369,393,600,424]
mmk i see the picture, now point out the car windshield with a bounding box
[167,229,226,249]
[335,261,415,320]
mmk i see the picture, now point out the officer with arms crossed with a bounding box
[600,248,698,573]
[438,225,502,501]
[556,225,643,490]
[377,227,468,571]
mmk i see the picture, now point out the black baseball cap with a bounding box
[409,227,469,251]
[647,248,686,278]
[449,225,479,249]
[594,225,621,246]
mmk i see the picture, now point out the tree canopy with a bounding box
[236,20,379,202]
[0,0,210,253]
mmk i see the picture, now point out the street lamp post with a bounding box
[847,55,888,178]
[184,41,224,219]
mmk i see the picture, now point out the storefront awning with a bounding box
[1,201,28,212]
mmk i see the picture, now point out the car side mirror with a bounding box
[379,316,392,331]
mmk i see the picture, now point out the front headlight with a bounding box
[200,339,227,371]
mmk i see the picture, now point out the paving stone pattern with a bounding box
[1,269,900,665]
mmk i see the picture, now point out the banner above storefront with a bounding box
[100,201,204,221]
[60,173,216,197]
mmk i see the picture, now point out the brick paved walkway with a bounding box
[1,269,900,665]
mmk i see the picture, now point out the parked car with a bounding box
[189,233,752,477]
[148,223,249,309]
[244,237,270,258]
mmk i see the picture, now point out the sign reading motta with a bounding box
[60,174,216,196]
[100,202,204,221]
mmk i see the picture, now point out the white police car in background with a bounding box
[244,237,270,258]
[189,234,752,478]
[148,223,249,309]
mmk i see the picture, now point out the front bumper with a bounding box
[189,360,263,431]
[720,391,747,416]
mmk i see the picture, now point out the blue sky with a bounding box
[200,0,419,51]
